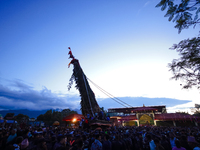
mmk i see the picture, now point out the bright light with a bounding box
[72,118,77,122]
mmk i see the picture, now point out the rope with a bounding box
[91,82,129,108]
[83,74,94,117]
[87,77,133,108]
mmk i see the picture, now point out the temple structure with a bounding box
[108,105,200,126]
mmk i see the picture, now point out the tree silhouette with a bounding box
[156,0,200,90]
[156,0,200,33]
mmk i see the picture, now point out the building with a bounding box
[108,105,200,126]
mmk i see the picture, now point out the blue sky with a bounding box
[0,0,199,113]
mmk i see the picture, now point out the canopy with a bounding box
[62,114,83,122]
[53,121,60,126]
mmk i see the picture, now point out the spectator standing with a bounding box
[146,134,156,150]
[170,132,176,148]
[7,129,17,144]
[160,135,171,150]
[188,136,200,150]
[13,136,23,150]
[53,135,66,150]
[102,134,111,150]
[154,138,165,150]
[172,140,186,150]
[91,134,102,150]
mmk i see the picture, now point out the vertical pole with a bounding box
[195,121,198,126]
[173,121,176,127]
[137,120,139,126]
[154,120,157,126]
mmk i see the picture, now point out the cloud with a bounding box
[97,97,191,112]
[144,1,151,7]
[137,1,151,16]
[0,79,80,110]
[0,79,193,113]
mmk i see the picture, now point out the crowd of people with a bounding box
[0,124,200,150]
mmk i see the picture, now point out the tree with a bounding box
[36,109,78,124]
[43,109,52,121]
[156,0,200,90]
[61,109,77,117]
[4,113,14,120]
[169,37,200,89]
[156,0,200,33]
[14,114,29,124]
[191,104,200,115]
[37,114,44,121]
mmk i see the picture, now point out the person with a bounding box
[91,134,102,150]
[53,135,66,150]
[102,134,111,150]
[188,136,200,150]
[76,140,83,150]
[1,130,9,149]
[106,115,110,121]
[95,112,98,120]
[172,140,186,150]
[36,138,47,150]
[87,114,90,119]
[111,135,122,150]
[154,138,165,150]
[160,134,171,150]
[7,129,17,144]
[79,118,84,129]
[146,134,156,150]
[169,132,176,148]
[21,138,29,150]
[5,145,15,150]
[82,134,89,150]
[21,129,30,150]
[180,135,192,150]
[13,136,23,150]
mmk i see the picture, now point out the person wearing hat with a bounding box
[188,136,200,150]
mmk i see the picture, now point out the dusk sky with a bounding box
[0,0,199,113]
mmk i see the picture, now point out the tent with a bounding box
[53,121,60,126]
[62,114,83,122]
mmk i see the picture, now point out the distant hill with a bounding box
[0,109,47,118]
[0,108,82,118]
